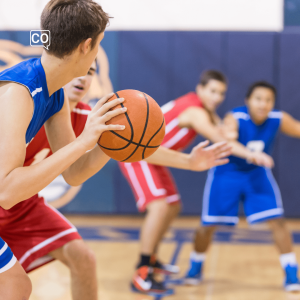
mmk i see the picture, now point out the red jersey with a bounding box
[161,92,203,151]
[25,102,91,166]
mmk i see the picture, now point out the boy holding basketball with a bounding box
[185,81,300,292]
[0,1,128,299]
[0,2,231,298]
[119,70,273,296]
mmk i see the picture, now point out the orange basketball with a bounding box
[98,90,165,162]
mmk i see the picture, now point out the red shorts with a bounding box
[0,194,81,273]
[118,161,180,212]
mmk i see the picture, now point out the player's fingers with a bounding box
[215,149,232,160]
[102,107,127,122]
[195,140,210,150]
[96,98,125,116]
[213,158,230,166]
[92,93,115,111]
[103,124,125,132]
[213,144,232,155]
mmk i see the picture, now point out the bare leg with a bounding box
[268,218,293,254]
[140,199,180,255]
[0,261,32,300]
[50,239,98,300]
[194,226,216,253]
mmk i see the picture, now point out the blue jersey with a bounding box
[0,58,64,144]
[221,105,282,172]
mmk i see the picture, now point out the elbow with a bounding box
[0,194,14,210]
[62,174,82,187]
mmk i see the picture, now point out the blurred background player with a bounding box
[119,70,233,295]
[185,81,300,292]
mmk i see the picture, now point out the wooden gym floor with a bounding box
[29,216,300,300]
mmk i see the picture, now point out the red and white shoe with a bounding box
[131,266,173,296]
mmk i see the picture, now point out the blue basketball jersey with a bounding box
[0,58,64,144]
[222,105,282,172]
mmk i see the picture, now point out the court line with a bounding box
[154,241,183,300]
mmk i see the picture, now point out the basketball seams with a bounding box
[142,118,165,159]
[98,92,134,151]
[99,90,165,162]
[120,93,150,162]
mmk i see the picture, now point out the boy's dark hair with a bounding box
[41,0,110,58]
[199,70,227,86]
[246,81,277,99]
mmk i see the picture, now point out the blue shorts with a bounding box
[0,237,17,273]
[201,167,283,226]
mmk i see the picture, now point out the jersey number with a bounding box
[246,140,265,152]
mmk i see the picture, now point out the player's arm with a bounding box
[0,85,124,209]
[144,141,231,171]
[223,113,274,167]
[46,91,125,186]
[178,107,224,142]
[280,112,300,138]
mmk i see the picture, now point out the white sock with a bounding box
[190,251,206,263]
[280,252,298,268]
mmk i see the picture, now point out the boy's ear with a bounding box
[80,38,93,54]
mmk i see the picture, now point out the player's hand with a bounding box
[246,151,274,168]
[78,93,126,150]
[188,141,232,171]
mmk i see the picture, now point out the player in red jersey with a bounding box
[0,61,96,299]
[0,58,231,299]
[119,70,274,296]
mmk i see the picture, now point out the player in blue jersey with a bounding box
[0,1,125,299]
[185,81,300,292]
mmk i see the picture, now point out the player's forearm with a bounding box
[229,141,251,160]
[144,147,190,170]
[0,139,87,209]
[62,146,110,186]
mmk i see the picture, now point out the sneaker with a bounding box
[131,266,174,296]
[152,259,180,275]
[284,265,300,292]
[184,260,203,285]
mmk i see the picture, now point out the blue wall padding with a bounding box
[2,30,300,217]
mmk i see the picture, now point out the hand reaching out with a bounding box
[188,141,232,171]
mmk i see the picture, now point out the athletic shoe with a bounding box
[131,266,174,296]
[284,265,300,292]
[184,260,203,285]
[152,259,180,275]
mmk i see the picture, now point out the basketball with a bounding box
[98,90,165,162]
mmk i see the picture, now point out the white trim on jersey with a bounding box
[139,161,166,196]
[264,168,283,208]
[0,256,17,274]
[202,215,239,224]
[268,111,283,119]
[166,194,181,203]
[26,255,53,272]
[165,118,179,134]
[202,167,215,218]
[0,243,8,256]
[19,227,77,265]
[232,112,250,120]
[247,208,283,224]
[73,108,91,115]
[161,100,175,114]
[123,163,146,209]
[162,128,189,149]
[31,87,43,97]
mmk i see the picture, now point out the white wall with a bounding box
[0,0,284,31]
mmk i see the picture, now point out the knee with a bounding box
[64,241,97,273]
[268,218,286,230]
[19,273,32,299]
